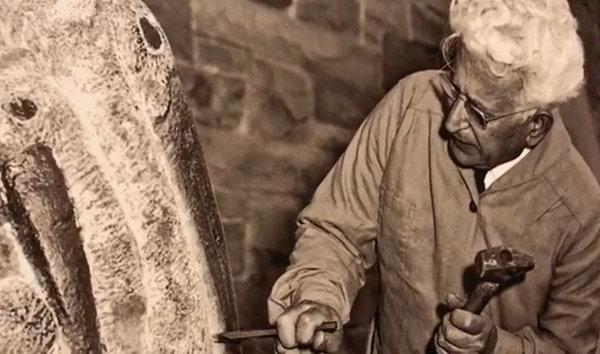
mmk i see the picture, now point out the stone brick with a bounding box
[248,195,303,254]
[232,262,280,353]
[267,61,315,122]
[362,0,406,27]
[307,46,384,95]
[225,196,304,354]
[190,0,303,64]
[407,1,448,47]
[241,58,312,139]
[194,36,252,74]
[361,0,408,47]
[560,95,600,179]
[211,74,246,125]
[362,0,448,90]
[311,71,380,129]
[196,127,338,196]
[248,0,292,9]
[179,66,247,129]
[142,0,193,60]
[561,0,600,134]
[189,71,212,107]
[223,221,247,277]
[190,0,383,93]
[215,190,249,220]
[249,93,297,139]
[363,0,447,85]
[296,0,360,34]
[383,32,441,90]
[288,120,355,154]
[361,10,389,48]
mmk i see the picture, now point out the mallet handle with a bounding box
[463,281,500,314]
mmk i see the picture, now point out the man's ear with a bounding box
[526,110,553,147]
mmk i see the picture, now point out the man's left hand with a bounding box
[435,293,497,353]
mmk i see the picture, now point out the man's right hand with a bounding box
[273,300,343,353]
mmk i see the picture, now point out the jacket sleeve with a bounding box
[268,79,415,324]
[493,219,600,354]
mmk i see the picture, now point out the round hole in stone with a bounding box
[6,97,37,121]
[139,17,162,50]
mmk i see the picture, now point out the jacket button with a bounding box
[469,200,477,212]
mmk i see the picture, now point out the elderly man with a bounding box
[268,0,600,353]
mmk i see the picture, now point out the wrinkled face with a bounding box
[443,53,535,169]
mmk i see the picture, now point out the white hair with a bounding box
[448,0,585,107]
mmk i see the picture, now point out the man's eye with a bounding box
[467,101,490,119]
[465,103,489,123]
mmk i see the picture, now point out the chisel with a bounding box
[215,321,338,344]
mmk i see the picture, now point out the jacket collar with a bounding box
[485,113,571,193]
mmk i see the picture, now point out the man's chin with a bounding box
[448,143,481,168]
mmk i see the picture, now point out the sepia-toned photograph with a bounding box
[0,0,598,353]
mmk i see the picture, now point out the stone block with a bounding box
[210,74,246,125]
[232,259,279,342]
[142,0,193,60]
[243,60,313,139]
[407,1,448,47]
[267,61,315,122]
[215,190,250,220]
[179,65,247,129]
[362,0,407,28]
[296,0,359,34]
[361,9,389,48]
[190,0,383,93]
[249,93,298,139]
[248,0,292,9]
[306,46,384,95]
[383,32,441,90]
[223,221,247,277]
[248,195,303,254]
[191,0,304,64]
[360,0,406,49]
[568,0,600,124]
[363,0,447,83]
[288,120,355,154]
[361,0,408,47]
[195,127,338,196]
[311,71,380,129]
[194,36,252,74]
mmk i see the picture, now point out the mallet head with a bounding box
[475,246,535,284]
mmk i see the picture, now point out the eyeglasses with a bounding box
[441,74,535,129]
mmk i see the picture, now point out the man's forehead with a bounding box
[454,55,525,112]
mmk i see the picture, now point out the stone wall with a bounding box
[143,1,599,353]
[571,0,600,117]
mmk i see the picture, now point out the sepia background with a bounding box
[142,0,599,353]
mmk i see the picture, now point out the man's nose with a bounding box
[444,98,470,134]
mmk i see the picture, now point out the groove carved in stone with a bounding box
[0,1,239,353]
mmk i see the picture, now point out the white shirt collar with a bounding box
[483,148,531,189]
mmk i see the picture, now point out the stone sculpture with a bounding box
[0,0,239,352]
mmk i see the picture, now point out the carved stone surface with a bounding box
[0,0,239,353]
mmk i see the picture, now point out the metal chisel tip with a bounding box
[214,321,338,344]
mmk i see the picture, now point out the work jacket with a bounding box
[269,70,600,353]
